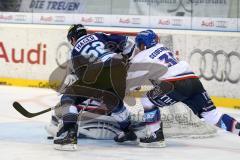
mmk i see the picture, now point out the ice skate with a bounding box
[139,123,165,148]
[114,129,138,145]
[54,125,78,151]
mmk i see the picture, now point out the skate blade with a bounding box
[117,140,139,146]
[139,141,166,148]
[54,144,78,151]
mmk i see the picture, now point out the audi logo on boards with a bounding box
[189,49,240,83]
[94,17,104,23]
[55,42,72,69]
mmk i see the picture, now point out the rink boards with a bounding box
[0,24,239,109]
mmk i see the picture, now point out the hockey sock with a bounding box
[217,114,239,135]
[144,107,161,133]
[62,104,79,132]
[111,104,131,131]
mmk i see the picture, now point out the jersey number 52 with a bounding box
[82,41,108,62]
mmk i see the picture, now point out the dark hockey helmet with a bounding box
[67,24,87,42]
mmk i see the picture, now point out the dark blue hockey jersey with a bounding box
[71,32,130,66]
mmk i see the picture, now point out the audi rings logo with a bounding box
[189,49,240,83]
[55,42,72,69]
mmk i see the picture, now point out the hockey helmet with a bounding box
[135,30,158,49]
[67,24,87,42]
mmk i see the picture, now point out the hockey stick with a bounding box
[12,101,107,118]
[12,101,55,118]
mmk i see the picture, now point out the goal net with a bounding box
[125,86,217,138]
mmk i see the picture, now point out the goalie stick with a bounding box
[12,101,108,118]
[12,101,54,118]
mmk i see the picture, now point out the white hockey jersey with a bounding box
[128,43,198,84]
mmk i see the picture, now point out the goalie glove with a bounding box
[122,37,136,60]
[58,73,78,93]
[64,74,78,86]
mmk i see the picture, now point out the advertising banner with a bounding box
[32,13,75,24]
[0,24,70,82]
[19,0,85,13]
[192,17,238,31]
[74,14,111,26]
[184,33,240,98]
[0,12,32,23]
[19,0,112,14]
[150,16,191,29]
[111,15,149,27]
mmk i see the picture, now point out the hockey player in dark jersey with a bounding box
[53,24,135,150]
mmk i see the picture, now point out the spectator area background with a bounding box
[0,0,239,31]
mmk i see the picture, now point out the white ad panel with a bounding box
[192,17,238,31]
[74,14,111,26]
[150,16,191,29]
[32,13,75,24]
[111,15,149,27]
[0,24,70,81]
[0,12,32,24]
[176,32,240,98]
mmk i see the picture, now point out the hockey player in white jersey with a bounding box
[124,30,240,147]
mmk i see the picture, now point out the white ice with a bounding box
[0,85,239,160]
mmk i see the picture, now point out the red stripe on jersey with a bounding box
[162,75,199,82]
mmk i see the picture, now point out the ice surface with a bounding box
[0,85,239,160]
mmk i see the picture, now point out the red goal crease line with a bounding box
[0,77,239,110]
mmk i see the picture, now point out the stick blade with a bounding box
[12,101,35,118]
[12,101,52,118]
